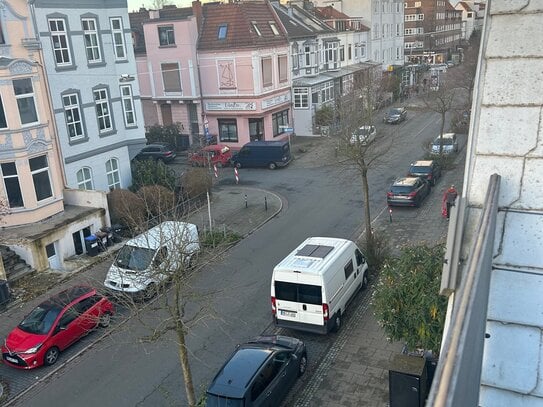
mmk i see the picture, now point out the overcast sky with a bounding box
[126,0,194,13]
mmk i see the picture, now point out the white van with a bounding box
[104,221,200,298]
[271,237,369,334]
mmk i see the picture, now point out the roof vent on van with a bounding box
[296,244,333,259]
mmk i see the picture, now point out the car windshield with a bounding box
[389,108,402,115]
[434,138,454,145]
[410,166,431,174]
[206,395,244,407]
[355,127,372,136]
[391,185,415,194]
[114,245,156,271]
[18,303,62,334]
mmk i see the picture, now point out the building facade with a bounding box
[32,0,146,192]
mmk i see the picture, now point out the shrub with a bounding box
[358,229,391,279]
[145,123,183,147]
[137,185,176,220]
[131,159,177,192]
[107,189,146,233]
[181,168,212,199]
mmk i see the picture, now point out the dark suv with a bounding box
[387,176,431,207]
[408,160,442,186]
[206,336,307,407]
[383,107,407,124]
[134,143,177,163]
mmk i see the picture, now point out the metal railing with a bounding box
[427,173,501,406]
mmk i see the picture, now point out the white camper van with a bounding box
[271,237,368,334]
[104,221,200,299]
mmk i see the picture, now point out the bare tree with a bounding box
[151,0,172,9]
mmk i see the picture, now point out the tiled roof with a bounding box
[129,5,194,54]
[198,1,288,51]
[457,1,474,11]
[314,6,370,31]
[271,2,334,39]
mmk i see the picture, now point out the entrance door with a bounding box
[72,227,91,255]
[161,103,173,125]
[46,242,61,270]
[249,118,264,141]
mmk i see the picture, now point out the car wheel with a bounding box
[268,162,277,170]
[99,312,111,328]
[235,162,242,169]
[362,273,368,289]
[332,312,341,333]
[298,353,308,376]
[44,347,60,366]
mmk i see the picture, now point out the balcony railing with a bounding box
[427,174,501,406]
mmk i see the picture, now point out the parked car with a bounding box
[188,144,232,167]
[350,126,376,145]
[383,107,407,124]
[408,160,442,186]
[134,143,177,163]
[1,286,114,369]
[387,176,431,207]
[206,335,307,407]
[230,140,291,170]
[431,133,459,155]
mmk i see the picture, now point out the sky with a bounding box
[126,0,195,13]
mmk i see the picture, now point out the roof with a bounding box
[198,1,288,51]
[457,1,474,11]
[270,2,335,39]
[50,286,94,307]
[315,6,370,31]
[411,160,434,166]
[125,221,196,250]
[393,177,420,186]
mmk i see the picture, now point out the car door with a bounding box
[52,305,86,350]
[251,353,292,407]
[74,295,102,332]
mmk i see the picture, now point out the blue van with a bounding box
[231,140,291,170]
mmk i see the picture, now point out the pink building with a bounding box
[196,1,292,148]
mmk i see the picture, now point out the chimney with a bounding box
[149,9,159,19]
[192,1,203,34]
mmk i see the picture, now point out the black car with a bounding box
[408,160,442,186]
[383,107,407,124]
[387,177,431,207]
[134,143,177,163]
[206,335,307,407]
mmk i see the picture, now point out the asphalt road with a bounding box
[11,107,448,406]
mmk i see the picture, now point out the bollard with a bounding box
[265,196,268,211]
[389,207,393,223]
[245,194,248,208]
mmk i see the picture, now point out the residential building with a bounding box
[197,1,292,148]
[272,1,378,136]
[404,0,462,65]
[455,1,475,41]
[311,0,405,70]
[1,0,111,277]
[428,2,543,406]
[32,0,146,192]
[129,5,202,147]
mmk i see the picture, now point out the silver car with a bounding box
[431,133,458,155]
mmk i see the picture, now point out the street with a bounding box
[3,105,461,406]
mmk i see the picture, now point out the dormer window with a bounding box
[218,24,228,40]
[252,21,262,36]
[269,22,279,35]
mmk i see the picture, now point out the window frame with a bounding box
[161,62,182,93]
[76,167,93,190]
[13,78,39,126]
[110,17,127,61]
[0,93,8,129]
[93,88,113,133]
[29,155,53,202]
[278,54,288,83]
[158,25,175,46]
[120,85,137,127]
[1,162,24,208]
[82,17,102,64]
[218,119,238,143]
[261,57,273,87]
[293,88,309,109]
[62,92,84,140]
[217,24,228,40]
[272,109,289,137]
[48,18,72,66]
[105,158,121,190]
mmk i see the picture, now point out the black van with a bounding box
[230,140,291,170]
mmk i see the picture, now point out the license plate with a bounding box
[395,195,409,199]
[5,356,18,363]
[280,310,296,318]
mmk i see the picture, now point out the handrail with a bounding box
[427,173,500,406]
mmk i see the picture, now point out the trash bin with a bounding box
[0,280,10,305]
[100,226,113,246]
[111,224,124,243]
[85,235,99,257]
[389,354,428,407]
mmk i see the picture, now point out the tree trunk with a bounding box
[439,111,446,157]
[362,169,373,247]
[177,327,197,407]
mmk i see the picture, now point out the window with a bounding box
[292,43,299,70]
[324,42,338,69]
[106,158,120,190]
[278,55,288,83]
[110,18,126,60]
[0,95,7,129]
[251,22,261,36]
[418,14,425,20]
[120,85,136,126]
[261,57,272,87]
[320,81,333,103]
[339,45,345,61]
[218,119,238,142]
[82,18,101,63]
[355,249,366,266]
[49,18,71,66]
[293,88,309,109]
[63,93,84,139]
[274,281,322,305]
[13,78,38,125]
[1,162,24,208]
[467,12,473,17]
[59,306,79,327]
[272,109,288,137]
[94,88,112,132]
[344,259,354,279]
[161,63,182,92]
[415,1,421,6]
[269,22,279,35]
[348,44,352,59]
[217,24,227,40]
[30,155,53,202]
[76,167,93,190]
[158,25,175,46]
[0,20,4,44]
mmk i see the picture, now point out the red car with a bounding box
[188,144,232,167]
[1,286,114,369]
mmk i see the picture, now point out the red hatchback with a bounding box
[188,144,232,167]
[1,286,114,369]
